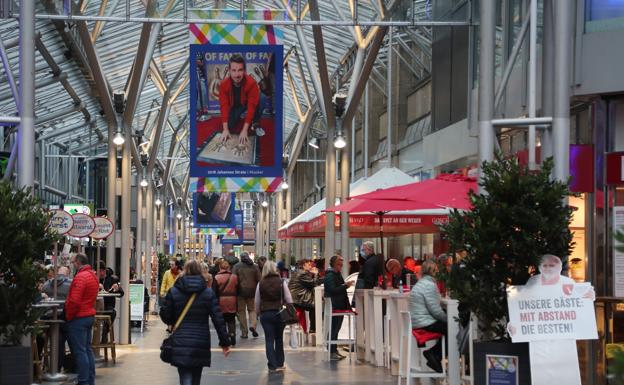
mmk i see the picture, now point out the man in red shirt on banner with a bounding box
[65,253,99,385]
[218,54,264,145]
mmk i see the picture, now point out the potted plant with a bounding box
[0,182,57,385]
[441,156,573,384]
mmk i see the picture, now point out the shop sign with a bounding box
[68,213,96,238]
[48,209,74,235]
[606,152,624,185]
[91,217,114,239]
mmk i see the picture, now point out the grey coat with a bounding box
[408,275,446,328]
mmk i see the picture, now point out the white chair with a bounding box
[324,297,357,362]
[397,311,446,385]
[384,313,392,368]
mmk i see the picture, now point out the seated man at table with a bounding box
[408,260,446,373]
[98,264,124,343]
[42,266,72,300]
[355,241,382,289]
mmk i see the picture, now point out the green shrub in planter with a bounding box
[441,156,573,340]
[0,182,57,346]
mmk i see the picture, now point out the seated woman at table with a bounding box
[408,260,446,373]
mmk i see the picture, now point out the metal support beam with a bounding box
[494,12,530,111]
[492,117,552,127]
[18,0,36,190]
[0,38,21,112]
[343,26,389,124]
[478,0,496,189]
[119,127,131,344]
[35,103,84,126]
[541,0,554,161]
[528,0,538,170]
[553,0,572,181]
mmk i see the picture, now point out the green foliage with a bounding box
[157,253,169,284]
[0,182,58,346]
[609,347,624,385]
[442,156,573,340]
[269,243,276,261]
[614,229,624,254]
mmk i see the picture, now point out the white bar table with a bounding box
[353,290,367,361]
[388,292,409,375]
[314,286,324,346]
[441,297,460,385]
[365,288,397,367]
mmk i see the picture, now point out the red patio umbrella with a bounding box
[353,173,477,211]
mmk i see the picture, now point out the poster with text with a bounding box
[486,355,518,385]
[193,192,236,228]
[221,210,244,244]
[614,206,624,297]
[507,282,598,342]
[190,44,283,178]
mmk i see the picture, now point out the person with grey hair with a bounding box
[408,259,446,373]
[356,241,383,289]
[232,251,261,338]
[254,260,293,372]
[42,266,72,300]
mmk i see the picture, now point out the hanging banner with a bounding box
[193,192,236,228]
[68,213,96,238]
[189,9,283,192]
[91,217,115,239]
[221,210,244,244]
[48,209,74,235]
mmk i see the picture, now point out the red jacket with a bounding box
[219,74,260,126]
[65,265,99,321]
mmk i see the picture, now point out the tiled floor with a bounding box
[48,317,398,385]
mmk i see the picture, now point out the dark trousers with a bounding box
[177,366,202,385]
[66,316,95,385]
[259,310,285,369]
[223,313,236,338]
[423,320,447,359]
[227,95,264,130]
[101,308,116,343]
[330,315,344,353]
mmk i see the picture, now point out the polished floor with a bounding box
[45,316,398,385]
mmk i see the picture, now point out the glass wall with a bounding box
[586,0,624,33]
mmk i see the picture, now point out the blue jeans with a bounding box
[177,366,203,385]
[259,310,285,369]
[66,316,95,385]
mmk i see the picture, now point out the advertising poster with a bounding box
[221,210,244,244]
[486,355,518,385]
[193,192,236,228]
[189,43,283,179]
[129,284,145,322]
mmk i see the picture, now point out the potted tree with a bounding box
[0,182,57,385]
[442,156,573,384]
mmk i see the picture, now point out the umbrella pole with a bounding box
[378,212,386,289]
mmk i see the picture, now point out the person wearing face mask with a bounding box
[355,241,382,289]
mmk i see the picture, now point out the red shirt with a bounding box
[65,265,99,321]
[219,74,260,126]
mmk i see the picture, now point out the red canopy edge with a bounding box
[278,213,449,239]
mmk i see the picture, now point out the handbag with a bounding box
[277,278,299,325]
[160,293,197,363]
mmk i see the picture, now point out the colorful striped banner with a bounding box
[190,176,282,193]
[189,9,284,45]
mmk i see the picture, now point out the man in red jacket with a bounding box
[218,54,263,145]
[65,253,99,385]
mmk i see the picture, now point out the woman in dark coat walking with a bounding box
[161,260,231,385]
